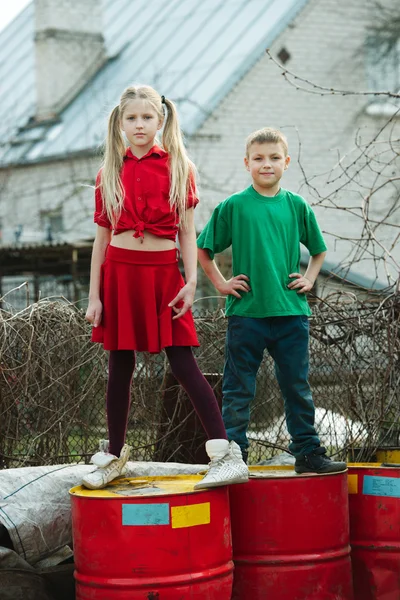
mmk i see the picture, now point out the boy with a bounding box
[197,127,346,474]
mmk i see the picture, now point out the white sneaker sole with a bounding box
[194,475,249,490]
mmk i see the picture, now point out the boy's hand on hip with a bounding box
[169,281,196,320]
[288,273,314,294]
[217,275,250,299]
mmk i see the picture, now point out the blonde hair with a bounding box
[246,127,288,157]
[99,84,196,228]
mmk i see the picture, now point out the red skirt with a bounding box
[91,246,199,352]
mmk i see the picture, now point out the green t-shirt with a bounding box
[197,186,327,318]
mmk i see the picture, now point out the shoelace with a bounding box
[98,458,123,475]
[207,456,228,471]
[305,449,328,464]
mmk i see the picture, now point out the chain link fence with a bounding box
[0,292,399,468]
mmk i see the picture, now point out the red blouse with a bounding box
[94,145,199,241]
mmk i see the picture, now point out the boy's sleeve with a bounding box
[197,202,232,260]
[300,204,327,256]
[94,170,112,229]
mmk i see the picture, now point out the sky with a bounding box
[0,0,31,34]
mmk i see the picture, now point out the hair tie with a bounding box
[161,95,166,104]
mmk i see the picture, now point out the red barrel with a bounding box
[70,475,233,599]
[229,466,353,600]
[348,464,400,600]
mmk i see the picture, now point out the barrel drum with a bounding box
[375,449,400,465]
[70,475,233,599]
[348,464,400,600]
[229,466,353,600]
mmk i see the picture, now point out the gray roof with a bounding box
[0,0,309,165]
[0,2,35,151]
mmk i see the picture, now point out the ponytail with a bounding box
[162,97,197,228]
[99,105,125,228]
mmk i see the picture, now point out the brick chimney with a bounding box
[34,0,106,121]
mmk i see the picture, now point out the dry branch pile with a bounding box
[0,298,105,467]
[0,292,399,467]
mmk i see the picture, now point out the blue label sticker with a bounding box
[363,475,400,498]
[122,503,170,526]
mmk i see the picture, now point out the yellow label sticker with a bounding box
[348,474,358,494]
[171,502,210,529]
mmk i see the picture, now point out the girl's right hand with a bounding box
[85,299,103,327]
[216,274,250,299]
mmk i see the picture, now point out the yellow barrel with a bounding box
[375,449,400,464]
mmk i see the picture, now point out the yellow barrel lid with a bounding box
[70,475,207,498]
[70,465,361,498]
[347,462,400,468]
[248,465,347,479]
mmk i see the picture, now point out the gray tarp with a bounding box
[0,461,206,566]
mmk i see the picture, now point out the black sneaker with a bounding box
[295,447,347,474]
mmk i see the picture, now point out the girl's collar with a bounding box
[125,145,167,160]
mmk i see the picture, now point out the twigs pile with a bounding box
[0,291,399,467]
[0,297,106,467]
[311,292,400,451]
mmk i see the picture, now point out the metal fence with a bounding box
[0,293,399,468]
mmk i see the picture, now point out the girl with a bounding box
[83,84,248,490]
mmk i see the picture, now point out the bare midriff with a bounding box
[109,230,176,251]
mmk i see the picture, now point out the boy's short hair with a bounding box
[246,127,288,157]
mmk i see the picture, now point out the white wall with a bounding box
[0,156,98,244]
[189,0,400,287]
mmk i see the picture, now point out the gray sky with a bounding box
[0,0,31,34]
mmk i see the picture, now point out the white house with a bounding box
[0,0,398,295]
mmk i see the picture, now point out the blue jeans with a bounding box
[222,315,320,457]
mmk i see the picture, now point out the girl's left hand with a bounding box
[287,273,314,294]
[169,281,196,320]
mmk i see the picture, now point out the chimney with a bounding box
[34,0,106,121]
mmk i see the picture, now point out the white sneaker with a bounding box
[82,442,131,490]
[229,440,246,461]
[194,439,249,490]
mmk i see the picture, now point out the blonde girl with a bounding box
[83,84,248,490]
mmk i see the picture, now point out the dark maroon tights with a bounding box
[106,346,227,456]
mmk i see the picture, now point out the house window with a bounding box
[40,208,64,241]
[277,47,291,65]
[366,34,400,115]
